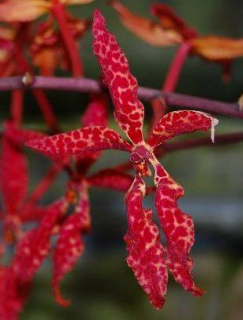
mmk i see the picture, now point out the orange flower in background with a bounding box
[0,0,94,22]
[30,14,90,75]
[111,1,243,79]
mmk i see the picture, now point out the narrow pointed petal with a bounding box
[93,10,144,145]
[0,135,28,214]
[87,168,134,192]
[191,36,243,61]
[110,1,182,47]
[125,175,168,309]
[81,94,108,128]
[3,122,45,145]
[147,110,218,149]
[12,199,67,283]
[0,266,31,320]
[0,0,50,22]
[52,184,90,306]
[153,161,204,296]
[25,126,132,157]
[76,94,109,173]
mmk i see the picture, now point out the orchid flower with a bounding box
[111,1,243,80]
[26,10,219,309]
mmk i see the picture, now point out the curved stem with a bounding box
[52,2,83,77]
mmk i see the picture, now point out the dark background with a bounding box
[1,0,243,319]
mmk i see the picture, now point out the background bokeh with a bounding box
[1,0,243,319]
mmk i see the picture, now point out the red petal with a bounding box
[110,1,182,47]
[153,161,204,296]
[81,94,108,128]
[150,4,197,40]
[3,121,46,145]
[87,168,134,192]
[147,110,218,149]
[12,199,66,283]
[52,183,90,306]
[93,10,144,145]
[76,94,109,173]
[0,135,28,214]
[125,176,168,309]
[25,126,132,156]
[0,265,31,320]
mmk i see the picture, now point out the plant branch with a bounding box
[163,132,243,153]
[0,76,242,119]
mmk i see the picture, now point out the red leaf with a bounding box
[87,168,134,192]
[147,110,218,149]
[26,126,132,156]
[93,10,144,145]
[153,161,204,296]
[0,135,28,215]
[52,183,90,306]
[125,175,168,309]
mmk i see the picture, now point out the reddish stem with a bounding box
[52,2,83,77]
[26,164,62,208]
[162,42,191,92]
[33,89,60,133]
[15,53,60,132]
[10,89,24,126]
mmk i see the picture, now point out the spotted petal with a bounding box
[125,175,168,309]
[93,10,144,145]
[153,161,204,296]
[52,183,90,306]
[12,199,66,283]
[147,110,218,149]
[26,126,132,157]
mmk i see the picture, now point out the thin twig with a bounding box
[0,76,242,119]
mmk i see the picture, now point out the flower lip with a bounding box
[130,144,152,164]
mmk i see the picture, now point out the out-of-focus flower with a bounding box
[111,1,243,78]
[0,0,94,22]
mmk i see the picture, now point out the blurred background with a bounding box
[1,0,243,319]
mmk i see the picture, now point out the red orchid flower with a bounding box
[0,198,68,320]
[0,122,62,245]
[26,10,218,309]
[42,94,135,306]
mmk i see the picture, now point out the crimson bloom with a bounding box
[26,10,218,309]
